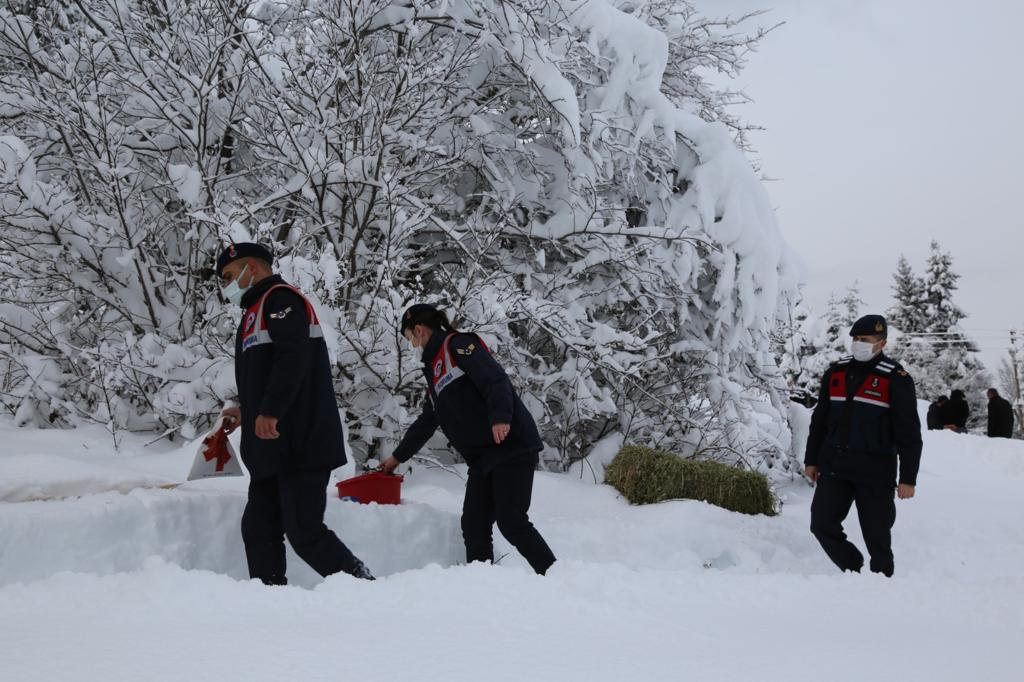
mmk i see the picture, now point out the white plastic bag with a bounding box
[187,418,244,480]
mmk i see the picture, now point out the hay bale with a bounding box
[603,444,776,516]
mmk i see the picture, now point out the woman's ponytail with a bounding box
[400,304,458,334]
[430,310,457,333]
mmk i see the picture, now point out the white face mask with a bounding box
[222,264,250,306]
[404,324,430,352]
[851,340,878,362]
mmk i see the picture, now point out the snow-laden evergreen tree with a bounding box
[0,0,799,469]
[922,241,966,334]
[772,284,862,398]
[887,255,927,336]
[771,294,813,395]
[824,284,864,352]
[888,242,989,427]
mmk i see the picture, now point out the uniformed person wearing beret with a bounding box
[216,243,373,584]
[804,314,923,577]
[381,304,557,575]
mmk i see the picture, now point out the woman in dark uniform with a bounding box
[381,304,556,575]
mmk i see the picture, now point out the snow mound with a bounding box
[0,454,175,502]
[0,487,463,588]
[1,406,1023,680]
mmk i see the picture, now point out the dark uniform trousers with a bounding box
[810,475,896,577]
[241,469,370,584]
[462,457,556,575]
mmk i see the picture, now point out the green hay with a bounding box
[603,444,777,516]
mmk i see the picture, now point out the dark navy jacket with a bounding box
[945,394,970,430]
[393,330,543,472]
[988,396,1014,438]
[234,275,346,480]
[804,353,923,486]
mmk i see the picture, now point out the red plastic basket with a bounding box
[336,471,404,505]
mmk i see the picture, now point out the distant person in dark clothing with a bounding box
[926,396,948,431]
[944,389,970,433]
[986,388,1014,438]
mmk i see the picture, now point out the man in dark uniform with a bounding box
[804,314,922,577]
[216,243,373,584]
[986,388,1014,438]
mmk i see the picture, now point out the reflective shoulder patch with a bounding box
[455,342,476,356]
[268,306,292,320]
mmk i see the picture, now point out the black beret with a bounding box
[215,242,273,278]
[850,314,887,338]
[400,303,440,333]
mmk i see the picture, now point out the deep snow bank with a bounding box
[1,408,1023,681]
[0,488,463,588]
[4,408,1024,584]
[0,423,463,586]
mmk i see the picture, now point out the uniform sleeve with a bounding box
[804,368,832,467]
[392,391,439,463]
[892,372,923,486]
[988,402,996,437]
[258,290,311,420]
[450,334,515,424]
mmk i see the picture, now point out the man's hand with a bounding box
[381,456,400,474]
[220,406,241,434]
[492,423,511,444]
[255,415,280,440]
[898,483,915,500]
[804,465,819,483]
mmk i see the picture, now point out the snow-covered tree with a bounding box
[824,284,864,349]
[773,284,862,400]
[0,0,799,470]
[771,294,813,393]
[888,243,989,427]
[887,255,927,335]
[922,240,967,334]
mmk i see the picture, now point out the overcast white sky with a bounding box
[698,0,1024,371]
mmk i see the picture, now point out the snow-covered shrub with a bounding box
[603,444,776,515]
[0,1,798,469]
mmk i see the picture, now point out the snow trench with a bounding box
[0,488,464,588]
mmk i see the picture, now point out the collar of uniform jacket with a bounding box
[238,274,284,309]
[421,329,448,365]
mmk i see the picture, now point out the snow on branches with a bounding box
[0,0,798,470]
[887,242,990,428]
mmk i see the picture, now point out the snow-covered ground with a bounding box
[1,406,1022,681]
